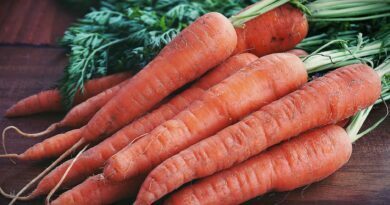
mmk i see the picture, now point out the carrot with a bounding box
[163,125,352,205]
[233,4,308,56]
[50,174,144,205]
[1,129,82,161]
[135,64,381,204]
[2,10,239,162]
[0,53,253,178]
[5,72,131,117]
[56,4,306,157]
[76,12,236,147]
[18,53,258,199]
[4,3,308,164]
[3,78,131,139]
[163,87,390,205]
[104,53,308,181]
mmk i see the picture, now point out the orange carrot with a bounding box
[64,12,237,155]
[233,4,308,56]
[22,53,258,198]
[30,51,305,199]
[79,4,307,147]
[50,174,144,205]
[2,78,132,140]
[1,129,82,161]
[164,125,352,205]
[1,12,236,167]
[104,53,308,181]
[7,4,308,163]
[5,72,132,117]
[136,64,381,204]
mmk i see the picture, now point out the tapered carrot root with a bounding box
[5,72,132,117]
[50,174,144,205]
[80,12,237,144]
[164,125,352,205]
[234,4,308,56]
[2,77,132,141]
[0,140,86,204]
[1,129,82,161]
[137,64,381,204]
[25,53,258,198]
[104,53,308,181]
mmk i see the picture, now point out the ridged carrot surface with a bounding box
[50,174,144,205]
[28,53,257,197]
[5,72,131,117]
[104,53,307,181]
[136,64,381,204]
[164,125,352,205]
[79,12,237,146]
[234,4,308,56]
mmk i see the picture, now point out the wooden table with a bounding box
[0,1,389,205]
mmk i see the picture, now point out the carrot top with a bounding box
[302,30,390,73]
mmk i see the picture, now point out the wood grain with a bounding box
[0,0,77,46]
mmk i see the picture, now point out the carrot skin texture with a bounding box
[59,79,130,128]
[137,64,381,204]
[81,12,237,143]
[5,72,131,117]
[234,4,308,56]
[104,53,308,181]
[5,89,63,117]
[31,53,258,197]
[15,129,82,161]
[50,174,144,205]
[164,125,352,205]
[72,72,132,105]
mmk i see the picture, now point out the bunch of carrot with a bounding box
[1,0,390,205]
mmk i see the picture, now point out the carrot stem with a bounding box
[230,0,390,27]
[307,0,390,21]
[229,0,290,27]
[304,38,390,73]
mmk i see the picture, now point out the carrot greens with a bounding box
[59,0,390,108]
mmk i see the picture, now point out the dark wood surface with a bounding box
[0,0,77,45]
[0,1,389,205]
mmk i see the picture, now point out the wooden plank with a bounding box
[0,0,77,45]
[0,46,66,205]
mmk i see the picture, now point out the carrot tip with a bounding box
[0,154,19,158]
[2,127,17,164]
[0,186,34,201]
[3,124,58,139]
[4,108,13,117]
[4,139,86,205]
